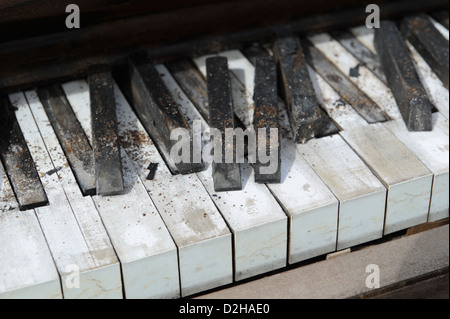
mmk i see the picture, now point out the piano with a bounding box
[0,0,448,299]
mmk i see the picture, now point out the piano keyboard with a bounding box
[1,14,449,299]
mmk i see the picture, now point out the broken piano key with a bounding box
[273,36,338,143]
[37,85,96,196]
[253,56,281,184]
[88,64,124,196]
[0,95,48,210]
[206,56,242,192]
[129,52,205,175]
[401,14,449,90]
[375,20,434,131]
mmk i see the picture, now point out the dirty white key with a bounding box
[115,73,232,297]
[10,91,125,299]
[298,135,386,250]
[24,90,122,298]
[62,80,180,299]
[384,113,449,222]
[212,50,340,263]
[185,57,289,280]
[305,66,389,247]
[350,25,377,54]
[0,162,61,299]
[341,124,433,234]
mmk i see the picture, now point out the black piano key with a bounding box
[375,21,434,131]
[331,30,387,84]
[129,52,205,175]
[303,42,389,124]
[273,36,338,144]
[401,14,449,90]
[253,56,281,184]
[166,59,210,122]
[37,85,96,196]
[88,65,124,196]
[0,96,48,210]
[206,56,242,192]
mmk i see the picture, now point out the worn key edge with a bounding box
[88,64,125,196]
[374,20,434,132]
[129,52,205,175]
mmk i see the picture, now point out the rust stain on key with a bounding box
[88,64,124,196]
[273,36,338,143]
[375,20,434,131]
[0,95,48,210]
[38,85,96,196]
[206,56,242,192]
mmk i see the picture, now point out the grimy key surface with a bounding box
[88,65,124,196]
[38,85,96,196]
[0,96,48,210]
[401,14,449,90]
[253,56,281,184]
[304,43,388,124]
[129,52,204,175]
[206,56,242,192]
[166,59,211,122]
[375,20,434,131]
[273,36,338,143]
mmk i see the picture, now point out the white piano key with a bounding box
[298,135,386,250]
[0,162,62,299]
[384,113,449,222]
[113,73,233,297]
[180,58,290,280]
[62,80,180,299]
[306,64,367,130]
[9,91,122,299]
[210,50,340,263]
[25,90,122,294]
[350,25,377,54]
[340,124,433,234]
